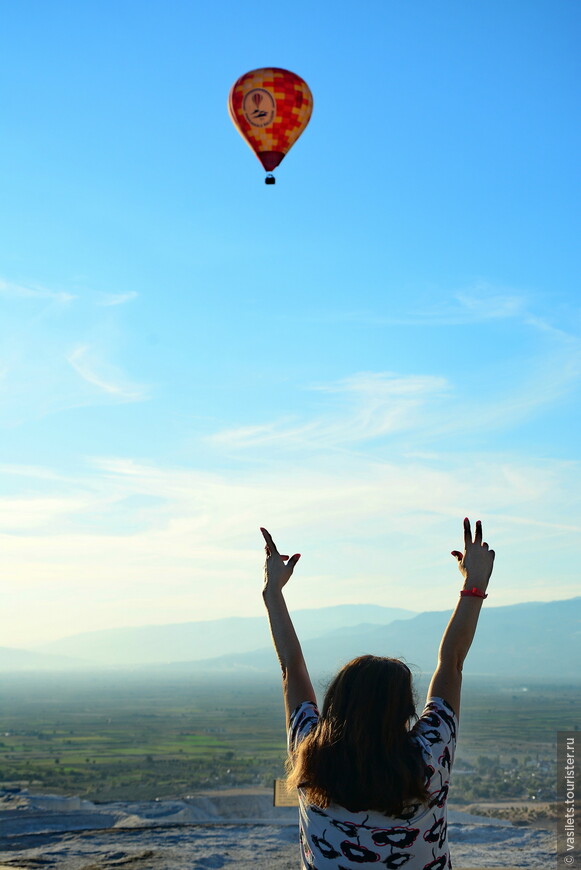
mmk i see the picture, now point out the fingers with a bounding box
[260,527,289,560]
[463,517,472,548]
[259,527,272,545]
[463,517,485,547]
[451,550,463,562]
[260,527,278,556]
[287,553,301,570]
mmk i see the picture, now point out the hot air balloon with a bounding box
[228,68,313,184]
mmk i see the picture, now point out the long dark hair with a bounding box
[286,655,430,816]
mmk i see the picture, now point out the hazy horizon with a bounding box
[4,592,580,650]
[8,593,579,648]
[0,597,577,684]
[1,1,580,647]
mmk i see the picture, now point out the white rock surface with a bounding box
[0,789,555,868]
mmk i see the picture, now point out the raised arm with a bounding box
[427,518,495,719]
[260,527,316,724]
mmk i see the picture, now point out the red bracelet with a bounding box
[460,587,488,599]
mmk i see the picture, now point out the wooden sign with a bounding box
[273,777,299,807]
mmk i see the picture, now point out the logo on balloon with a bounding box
[243,89,276,127]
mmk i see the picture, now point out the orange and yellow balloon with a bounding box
[228,68,313,184]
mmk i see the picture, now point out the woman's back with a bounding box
[289,696,457,870]
[261,519,494,869]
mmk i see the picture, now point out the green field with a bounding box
[0,671,579,801]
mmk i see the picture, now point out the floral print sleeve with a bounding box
[288,700,320,754]
[413,696,458,811]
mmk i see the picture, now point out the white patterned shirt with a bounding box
[288,696,457,870]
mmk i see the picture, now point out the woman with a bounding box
[261,518,495,870]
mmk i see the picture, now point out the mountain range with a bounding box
[183,597,580,680]
[2,604,414,671]
[1,598,579,679]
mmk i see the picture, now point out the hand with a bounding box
[260,527,301,595]
[451,518,495,591]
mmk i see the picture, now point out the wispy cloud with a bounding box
[5,333,574,621]
[96,291,139,307]
[0,275,149,425]
[0,463,68,482]
[0,496,91,530]
[208,331,581,452]
[1,276,580,645]
[0,277,138,309]
[449,288,527,321]
[210,372,450,450]
[66,344,147,401]
[308,284,534,328]
[1,445,580,646]
[0,278,76,305]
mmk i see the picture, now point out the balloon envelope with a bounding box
[228,68,313,174]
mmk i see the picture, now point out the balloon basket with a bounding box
[265,174,276,185]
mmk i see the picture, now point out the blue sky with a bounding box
[1,1,580,646]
